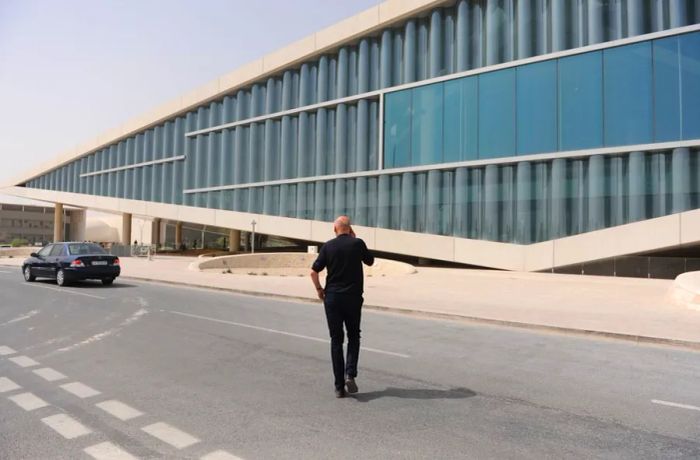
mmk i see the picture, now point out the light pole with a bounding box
[251,219,257,254]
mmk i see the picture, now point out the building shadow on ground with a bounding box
[351,387,476,403]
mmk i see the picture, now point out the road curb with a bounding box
[122,275,700,352]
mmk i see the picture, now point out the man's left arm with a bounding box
[310,246,327,300]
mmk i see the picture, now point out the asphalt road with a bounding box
[0,268,699,459]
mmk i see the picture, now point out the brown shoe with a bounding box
[335,388,346,398]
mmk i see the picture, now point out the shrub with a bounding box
[10,238,29,248]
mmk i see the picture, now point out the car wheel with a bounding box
[56,269,67,287]
[101,278,114,286]
[23,266,36,282]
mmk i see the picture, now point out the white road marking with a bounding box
[96,400,144,421]
[201,450,245,460]
[9,355,39,367]
[652,399,700,412]
[0,377,21,393]
[1,310,39,326]
[41,413,92,439]
[142,422,200,449]
[84,441,138,460]
[8,392,48,411]
[169,310,411,358]
[0,345,16,355]
[0,270,11,273]
[53,308,149,355]
[33,367,68,382]
[22,283,106,300]
[60,381,101,398]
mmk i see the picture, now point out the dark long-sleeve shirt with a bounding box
[311,234,374,294]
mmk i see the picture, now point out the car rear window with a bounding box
[68,243,106,255]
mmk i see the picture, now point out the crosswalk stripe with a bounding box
[0,346,16,356]
[0,377,21,393]
[60,381,101,398]
[142,422,200,449]
[96,400,144,421]
[201,450,245,460]
[8,392,48,411]
[41,413,92,439]
[84,441,138,460]
[8,355,39,368]
[33,367,68,382]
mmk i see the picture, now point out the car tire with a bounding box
[56,269,67,287]
[102,278,114,286]
[23,266,36,282]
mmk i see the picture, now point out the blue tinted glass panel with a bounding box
[604,42,653,146]
[384,90,412,168]
[411,83,444,165]
[516,60,557,155]
[478,69,515,159]
[444,77,478,162]
[653,37,681,142]
[680,32,700,139]
[559,52,603,150]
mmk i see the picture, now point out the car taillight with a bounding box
[113,258,120,266]
[70,260,85,267]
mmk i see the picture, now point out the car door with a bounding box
[46,244,66,279]
[32,244,53,277]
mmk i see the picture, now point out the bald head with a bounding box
[333,215,352,235]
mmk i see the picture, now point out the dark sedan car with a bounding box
[22,242,120,286]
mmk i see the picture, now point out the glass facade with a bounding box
[384,31,700,168]
[20,1,700,250]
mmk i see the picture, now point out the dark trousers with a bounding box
[323,292,363,390]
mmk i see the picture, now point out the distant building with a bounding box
[0,203,71,245]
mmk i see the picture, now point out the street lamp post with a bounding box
[251,220,257,254]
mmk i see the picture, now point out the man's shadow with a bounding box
[351,387,476,403]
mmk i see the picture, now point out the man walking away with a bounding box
[310,216,374,398]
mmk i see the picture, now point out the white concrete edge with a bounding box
[5,186,700,273]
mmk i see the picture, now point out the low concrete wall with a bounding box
[669,271,700,311]
[190,252,416,276]
[0,247,35,259]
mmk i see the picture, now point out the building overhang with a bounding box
[5,185,699,272]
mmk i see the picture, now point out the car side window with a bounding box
[49,245,65,257]
[37,245,53,257]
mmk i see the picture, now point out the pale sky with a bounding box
[0,0,381,204]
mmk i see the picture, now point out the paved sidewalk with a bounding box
[3,255,699,348]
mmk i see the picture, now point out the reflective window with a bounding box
[604,42,653,146]
[680,32,700,140]
[384,90,412,168]
[478,68,515,159]
[443,77,478,162]
[558,51,603,150]
[411,83,443,165]
[653,37,681,142]
[517,60,557,155]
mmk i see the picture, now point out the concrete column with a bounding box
[68,209,86,242]
[53,203,64,242]
[122,213,132,246]
[175,222,183,249]
[228,229,241,253]
[152,218,161,247]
